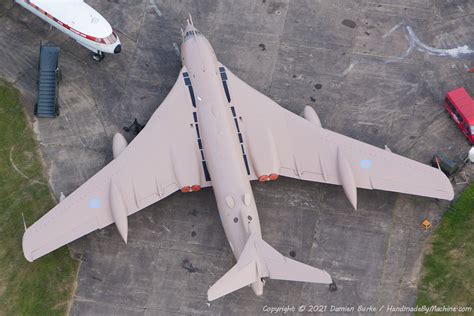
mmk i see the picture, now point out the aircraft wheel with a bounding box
[92,51,105,62]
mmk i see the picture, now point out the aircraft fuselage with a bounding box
[181,25,263,261]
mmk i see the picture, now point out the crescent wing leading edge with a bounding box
[220,64,453,207]
[23,67,210,261]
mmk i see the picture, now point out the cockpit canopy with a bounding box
[183,30,202,41]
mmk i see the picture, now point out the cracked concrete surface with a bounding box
[1,0,474,315]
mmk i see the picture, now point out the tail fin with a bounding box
[207,235,332,301]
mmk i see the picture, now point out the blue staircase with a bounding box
[35,45,60,118]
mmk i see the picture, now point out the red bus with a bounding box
[445,87,474,144]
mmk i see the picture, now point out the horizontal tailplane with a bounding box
[207,235,332,301]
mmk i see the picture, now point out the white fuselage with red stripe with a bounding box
[15,0,121,54]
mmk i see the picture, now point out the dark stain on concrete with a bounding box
[342,19,356,29]
[266,2,284,14]
[181,259,201,273]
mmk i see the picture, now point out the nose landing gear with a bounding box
[92,51,105,62]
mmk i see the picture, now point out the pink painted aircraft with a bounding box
[22,18,454,301]
[15,0,121,61]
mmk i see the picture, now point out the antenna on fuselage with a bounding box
[188,13,194,27]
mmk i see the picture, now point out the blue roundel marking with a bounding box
[88,198,101,209]
[360,159,372,169]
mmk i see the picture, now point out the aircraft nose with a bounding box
[114,44,122,54]
[184,23,194,34]
[184,15,199,32]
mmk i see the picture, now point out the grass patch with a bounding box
[416,183,474,314]
[0,80,78,315]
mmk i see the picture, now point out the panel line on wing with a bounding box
[183,72,196,107]
[231,105,250,175]
[219,67,231,102]
[219,67,251,175]
[182,71,211,181]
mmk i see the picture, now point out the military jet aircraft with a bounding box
[15,0,121,61]
[22,17,454,301]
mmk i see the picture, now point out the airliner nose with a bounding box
[114,44,122,54]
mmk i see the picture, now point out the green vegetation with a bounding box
[0,80,78,315]
[416,183,474,314]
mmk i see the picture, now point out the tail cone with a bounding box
[251,278,264,296]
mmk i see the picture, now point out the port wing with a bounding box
[23,67,210,261]
[219,64,454,208]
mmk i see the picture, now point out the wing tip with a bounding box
[322,271,333,284]
[24,253,34,262]
[446,188,455,201]
[207,290,217,302]
[22,228,36,262]
[440,171,455,201]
